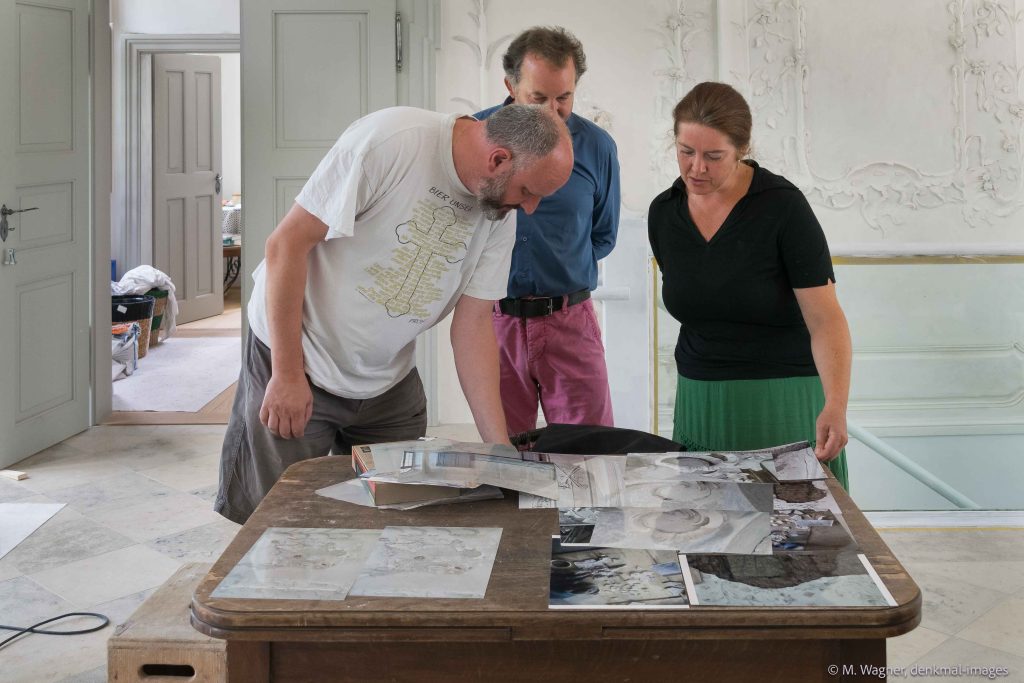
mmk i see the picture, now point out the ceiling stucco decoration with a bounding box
[737,0,1023,235]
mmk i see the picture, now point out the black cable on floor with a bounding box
[0,612,110,650]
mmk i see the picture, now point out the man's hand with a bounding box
[259,375,313,439]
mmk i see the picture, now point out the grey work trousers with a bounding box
[215,333,427,524]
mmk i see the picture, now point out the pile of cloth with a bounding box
[111,266,179,381]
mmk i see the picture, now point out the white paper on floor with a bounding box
[0,503,65,559]
[112,337,241,412]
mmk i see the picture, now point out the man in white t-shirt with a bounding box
[216,104,573,524]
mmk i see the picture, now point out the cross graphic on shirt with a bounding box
[385,205,468,317]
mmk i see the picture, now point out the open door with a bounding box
[152,53,223,324]
[241,0,397,317]
[0,0,92,467]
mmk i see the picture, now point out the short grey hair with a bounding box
[484,104,564,167]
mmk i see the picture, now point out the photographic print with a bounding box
[587,507,772,554]
[625,450,776,484]
[518,454,627,508]
[682,552,897,607]
[549,539,689,609]
[763,446,826,482]
[771,509,858,553]
[349,526,503,599]
[558,507,599,546]
[368,449,558,499]
[773,480,842,516]
[623,479,774,512]
[315,479,503,509]
[212,527,381,600]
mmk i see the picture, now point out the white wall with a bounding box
[437,0,1024,249]
[218,53,242,200]
[432,0,1024,510]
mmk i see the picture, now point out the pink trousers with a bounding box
[492,297,614,436]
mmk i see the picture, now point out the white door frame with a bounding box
[92,0,113,424]
[121,34,240,274]
[94,34,239,423]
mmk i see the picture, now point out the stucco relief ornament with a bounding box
[649,0,712,185]
[449,0,512,113]
[575,88,614,133]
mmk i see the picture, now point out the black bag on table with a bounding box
[511,423,685,455]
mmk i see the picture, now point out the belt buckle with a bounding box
[544,298,554,316]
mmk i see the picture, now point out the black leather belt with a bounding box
[498,290,590,318]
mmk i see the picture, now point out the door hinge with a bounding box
[395,12,403,73]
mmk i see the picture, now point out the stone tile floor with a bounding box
[0,425,1022,681]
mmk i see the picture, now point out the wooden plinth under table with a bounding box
[190,456,921,683]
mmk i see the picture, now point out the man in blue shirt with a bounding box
[476,27,621,436]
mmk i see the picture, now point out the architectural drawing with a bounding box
[212,527,381,601]
[349,526,503,599]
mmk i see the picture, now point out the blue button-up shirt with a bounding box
[475,99,621,297]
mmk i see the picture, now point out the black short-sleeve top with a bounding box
[648,161,835,381]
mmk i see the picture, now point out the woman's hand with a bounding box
[814,402,848,462]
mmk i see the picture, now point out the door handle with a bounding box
[0,204,39,242]
[3,248,15,266]
[214,173,222,194]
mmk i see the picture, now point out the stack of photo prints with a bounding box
[210,439,895,610]
[541,443,896,610]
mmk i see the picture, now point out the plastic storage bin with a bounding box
[112,295,155,358]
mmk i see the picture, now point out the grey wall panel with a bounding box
[196,71,214,171]
[196,194,214,295]
[17,3,73,151]
[166,71,185,173]
[14,181,73,249]
[274,11,367,148]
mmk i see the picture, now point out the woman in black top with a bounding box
[648,82,852,488]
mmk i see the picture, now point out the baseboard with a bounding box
[865,510,1024,528]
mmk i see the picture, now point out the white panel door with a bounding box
[153,53,223,324]
[241,0,397,315]
[0,0,91,467]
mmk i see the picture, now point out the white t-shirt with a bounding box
[248,107,515,399]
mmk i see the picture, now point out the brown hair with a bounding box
[503,27,587,85]
[672,82,752,154]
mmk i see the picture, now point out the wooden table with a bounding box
[191,457,921,683]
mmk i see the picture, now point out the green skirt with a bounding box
[672,374,849,490]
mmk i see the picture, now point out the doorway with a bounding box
[109,39,241,425]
